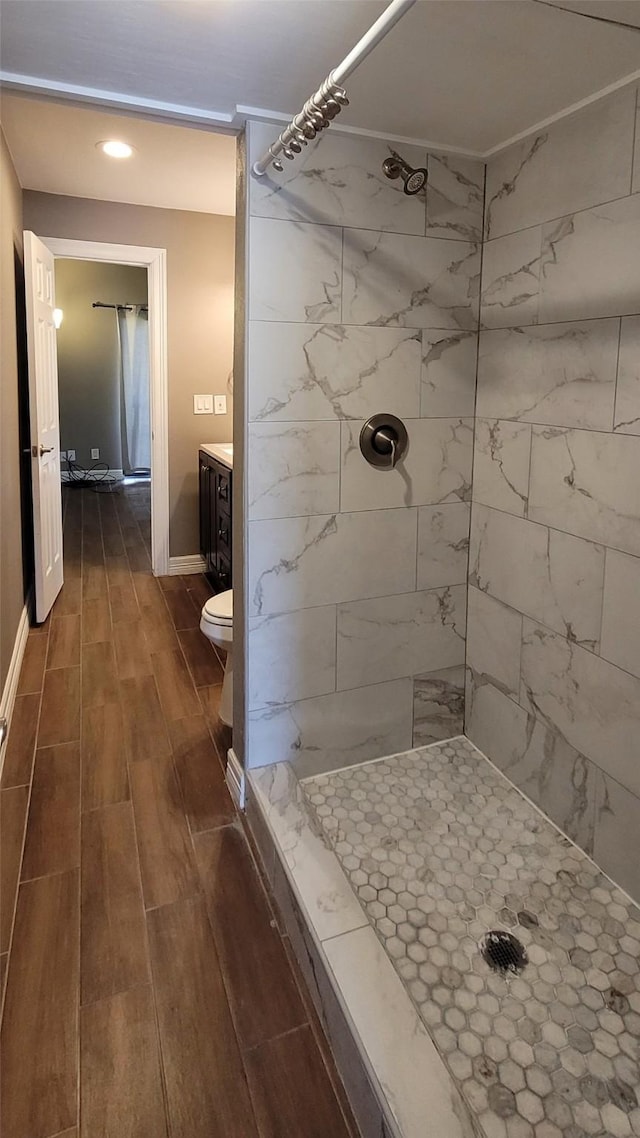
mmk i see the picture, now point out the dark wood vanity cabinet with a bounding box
[199,450,232,591]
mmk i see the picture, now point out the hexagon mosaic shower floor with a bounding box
[301,737,640,1138]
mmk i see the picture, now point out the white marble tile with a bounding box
[614,315,640,436]
[472,418,531,516]
[324,926,477,1138]
[248,508,418,616]
[248,762,369,940]
[485,89,636,240]
[248,322,422,422]
[247,606,337,709]
[342,229,480,330]
[528,426,640,556]
[520,619,640,800]
[470,503,605,651]
[594,773,640,904]
[480,227,542,329]
[600,548,640,679]
[477,319,619,430]
[247,421,340,520]
[249,122,426,235]
[416,502,470,589]
[425,153,484,242]
[340,417,473,512]
[538,193,640,323]
[304,735,640,1130]
[247,678,414,778]
[420,329,478,417]
[466,679,597,854]
[412,665,465,746]
[466,585,522,698]
[249,216,342,322]
[336,585,466,690]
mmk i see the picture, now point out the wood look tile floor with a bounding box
[0,483,357,1138]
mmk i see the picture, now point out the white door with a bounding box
[24,231,64,622]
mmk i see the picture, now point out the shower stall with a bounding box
[234,10,640,1134]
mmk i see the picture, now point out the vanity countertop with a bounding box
[200,442,233,470]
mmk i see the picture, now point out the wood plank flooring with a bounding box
[0,483,357,1138]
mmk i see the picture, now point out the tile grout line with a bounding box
[463,159,488,735]
[104,484,175,1138]
[472,495,640,566]
[467,541,640,687]
[1,492,76,1024]
[249,307,640,331]
[611,315,624,434]
[0,614,50,1027]
[177,696,267,1132]
[483,183,640,246]
[119,499,233,1138]
[240,819,362,1138]
[188,780,347,1132]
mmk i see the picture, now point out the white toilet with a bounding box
[200,589,233,727]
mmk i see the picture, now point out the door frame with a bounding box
[42,237,170,575]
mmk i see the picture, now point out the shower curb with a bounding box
[246,759,479,1138]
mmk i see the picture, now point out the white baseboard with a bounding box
[226,747,246,810]
[0,598,31,778]
[169,554,206,575]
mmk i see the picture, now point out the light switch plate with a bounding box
[194,394,214,415]
[214,394,227,415]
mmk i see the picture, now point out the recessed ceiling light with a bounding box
[98,140,134,159]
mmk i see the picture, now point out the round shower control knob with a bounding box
[359,413,408,469]
[372,427,396,455]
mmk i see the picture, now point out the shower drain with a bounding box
[479,930,528,976]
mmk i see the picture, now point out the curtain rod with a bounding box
[92,301,148,311]
[252,0,417,178]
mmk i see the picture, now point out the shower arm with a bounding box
[251,0,417,178]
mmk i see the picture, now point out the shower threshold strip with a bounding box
[246,737,640,1138]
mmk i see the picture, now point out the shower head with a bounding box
[382,152,428,196]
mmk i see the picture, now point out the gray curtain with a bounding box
[117,306,150,475]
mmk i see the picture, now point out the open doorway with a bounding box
[55,258,151,492]
[44,236,169,578]
[53,257,153,602]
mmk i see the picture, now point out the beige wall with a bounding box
[24,192,235,556]
[0,130,28,693]
[56,260,148,471]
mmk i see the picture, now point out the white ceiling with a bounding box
[0,95,237,215]
[1,1,639,156]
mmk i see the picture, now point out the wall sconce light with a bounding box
[53,308,64,329]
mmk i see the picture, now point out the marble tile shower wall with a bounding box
[245,121,484,777]
[467,86,640,903]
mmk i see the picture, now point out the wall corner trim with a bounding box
[226,747,246,810]
[168,554,206,575]
[0,597,32,779]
